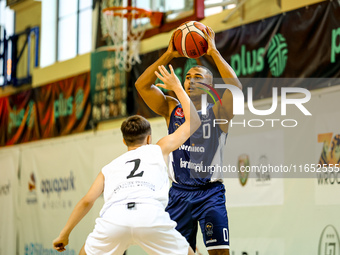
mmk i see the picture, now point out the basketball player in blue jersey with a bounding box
[135,26,242,255]
[53,66,199,255]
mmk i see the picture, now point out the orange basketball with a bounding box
[173,21,208,58]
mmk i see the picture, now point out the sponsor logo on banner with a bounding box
[230,33,288,77]
[40,171,75,197]
[255,155,271,185]
[238,154,250,186]
[317,133,340,185]
[318,225,340,255]
[25,242,76,255]
[26,173,38,204]
[9,100,37,132]
[8,100,36,134]
[53,89,85,120]
[38,171,76,209]
[267,34,288,77]
[75,89,84,119]
[331,27,340,63]
[29,173,36,191]
[0,181,10,196]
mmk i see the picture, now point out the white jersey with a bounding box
[86,144,189,254]
[99,144,169,217]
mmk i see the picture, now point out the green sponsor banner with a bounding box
[90,51,127,123]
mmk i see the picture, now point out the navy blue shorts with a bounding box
[165,182,229,251]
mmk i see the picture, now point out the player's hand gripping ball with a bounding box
[173,21,208,58]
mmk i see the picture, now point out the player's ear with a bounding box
[146,135,152,144]
[123,138,127,146]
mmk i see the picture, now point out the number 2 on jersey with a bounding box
[126,159,144,179]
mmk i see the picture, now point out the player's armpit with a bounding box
[135,50,177,118]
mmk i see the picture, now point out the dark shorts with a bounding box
[165,182,229,251]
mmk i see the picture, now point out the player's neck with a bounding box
[127,143,147,151]
[192,98,202,111]
[127,145,141,151]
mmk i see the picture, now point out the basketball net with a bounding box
[102,7,152,72]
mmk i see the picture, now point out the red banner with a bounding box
[0,72,91,146]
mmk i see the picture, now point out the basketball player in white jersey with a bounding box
[52,65,200,255]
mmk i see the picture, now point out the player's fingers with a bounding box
[170,31,176,42]
[204,26,212,37]
[169,64,174,74]
[207,26,214,36]
[155,83,166,89]
[53,242,61,248]
[54,246,64,251]
[203,27,209,36]
[158,65,168,77]
[154,71,163,80]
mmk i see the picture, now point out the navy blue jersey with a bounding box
[168,104,227,187]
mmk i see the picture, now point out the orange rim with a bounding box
[102,6,152,19]
[102,6,163,27]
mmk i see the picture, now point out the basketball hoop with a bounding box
[102,6,163,72]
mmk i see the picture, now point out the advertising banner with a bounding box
[213,0,340,79]
[19,140,95,255]
[223,129,284,207]
[230,238,285,255]
[0,148,19,255]
[35,73,91,138]
[315,111,340,205]
[0,90,39,145]
[131,0,340,117]
[90,51,127,123]
[0,72,91,146]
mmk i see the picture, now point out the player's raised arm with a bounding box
[135,33,182,119]
[155,65,201,157]
[204,26,242,90]
[204,26,242,131]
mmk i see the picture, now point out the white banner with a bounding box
[223,129,284,207]
[230,238,285,255]
[314,111,340,205]
[19,138,95,255]
[14,117,168,255]
[0,148,19,255]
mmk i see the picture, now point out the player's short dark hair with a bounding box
[191,65,213,77]
[121,115,151,146]
[190,65,213,83]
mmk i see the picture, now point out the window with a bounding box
[0,0,15,86]
[57,0,92,62]
[204,0,236,17]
